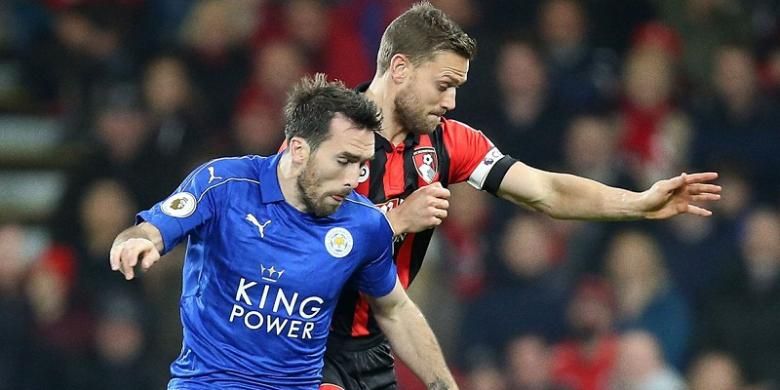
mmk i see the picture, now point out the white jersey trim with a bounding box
[196,177,261,203]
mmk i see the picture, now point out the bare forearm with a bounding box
[544,172,644,220]
[501,170,645,220]
[375,300,456,389]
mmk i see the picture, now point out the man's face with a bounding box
[297,114,374,217]
[394,51,468,134]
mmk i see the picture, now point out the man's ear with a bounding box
[389,54,412,84]
[288,136,311,166]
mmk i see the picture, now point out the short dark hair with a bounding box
[284,73,381,150]
[376,1,476,74]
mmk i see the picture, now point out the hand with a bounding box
[640,172,721,219]
[109,238,161,280]
[387,182,450,235]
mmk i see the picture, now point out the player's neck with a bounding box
[365,77,409,147]
[277,152,307,213]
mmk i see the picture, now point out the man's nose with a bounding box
[344,163,361,189]
[441,88,456,111]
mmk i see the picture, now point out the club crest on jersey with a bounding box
[412,147,439,184]
[161,192,196,218]
[325,227,353,258]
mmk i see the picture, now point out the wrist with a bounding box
[386,209,406,236]
[620,189,647,220]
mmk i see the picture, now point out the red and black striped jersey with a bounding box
[330,116,502,344]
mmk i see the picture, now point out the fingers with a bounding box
[427,210,448,227]
[109,244,121,271]
[112,239,158,280]
[120,244,141,280]
[425,182,451,199]
[683,172,718,184]
[141,250,161,272]
[691,193,721,202]
[662,172,722,196]
[687,183,722,195]
[687,204,713,217]
[430,198,449,211]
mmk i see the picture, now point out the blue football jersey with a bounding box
[137,154,398,390]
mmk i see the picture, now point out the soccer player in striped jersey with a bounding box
[318,2,721,389]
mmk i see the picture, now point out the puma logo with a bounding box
[207,166,223,183]
[245,213,271,238]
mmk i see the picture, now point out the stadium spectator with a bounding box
[605,229,691,368]
[687,351,745,390]
[551,276,618,390]
[609,330,686,390]
[697,206,780,387]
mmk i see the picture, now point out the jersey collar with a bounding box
[259,153,285,203]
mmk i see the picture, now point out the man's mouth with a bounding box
[330,191,350,202]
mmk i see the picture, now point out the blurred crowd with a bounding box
[0,0,778,389]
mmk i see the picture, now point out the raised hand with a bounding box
[386,182,451,235]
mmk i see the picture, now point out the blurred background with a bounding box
[0,0,778,389]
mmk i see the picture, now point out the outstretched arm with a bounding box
[367,279,457,389]
[496,161,721,220]
[109,222,164,280]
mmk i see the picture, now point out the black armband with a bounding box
[483,155,518,195]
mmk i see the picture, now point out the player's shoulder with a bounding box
[342,192,392,230]
[178,155,265,192]
[437,117,494,149]
[440,117,481,134]
[199,155,264,178]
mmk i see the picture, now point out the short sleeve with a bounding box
[354,215,397,298]
[136,161,221,254]
[442,119,506,189]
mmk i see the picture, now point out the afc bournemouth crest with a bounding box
[412,147,439,184]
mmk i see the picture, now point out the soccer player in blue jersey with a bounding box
[108,74,457,389]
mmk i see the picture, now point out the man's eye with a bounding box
[438,84,449,92]
[337,159,349,165]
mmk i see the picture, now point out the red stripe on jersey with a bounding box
[396,234,416,288]
[382,145,407,197]
[350,295,371,337]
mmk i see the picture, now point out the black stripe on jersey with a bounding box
[430,125,451,187]
[409,229,435,283]
[368,144,387,203]
[401,134,421,197]
[332,284,362,335]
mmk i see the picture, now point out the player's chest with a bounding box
[214,203,362,297]
[355,144,443,202]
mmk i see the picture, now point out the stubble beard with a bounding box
[296,161,336,217]
[394,85,440,135]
